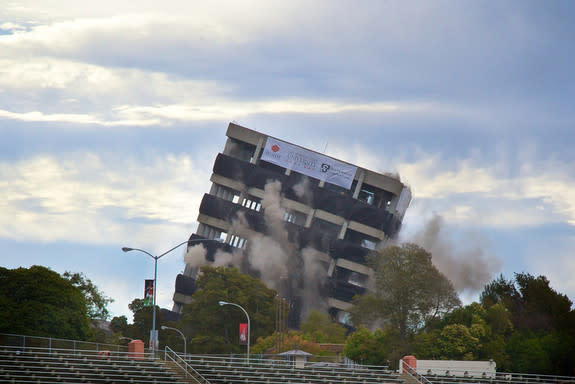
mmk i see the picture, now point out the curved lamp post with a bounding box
[161,325,186,357]
[219,300,250,363]
[122,238,220,354]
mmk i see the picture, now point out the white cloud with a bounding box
[0,109,162,126]
[398,157,575,229]
[329,145,575,230]
[113,100,423,123]
[0,51,451,126]
[0,153,210,247]
[0,100,446,127]
[0,4,296,57]
[0,57,225,105]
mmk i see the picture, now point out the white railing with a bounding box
[182,353,401,384]
[399,358,575,384]
[400,358,435,384]
[164,346,211,384]
[0,332,151,356]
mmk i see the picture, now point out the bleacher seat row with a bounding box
[0,347,187,384]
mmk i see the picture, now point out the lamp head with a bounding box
[218,301,228,306]
[161,326,167,330]
[121,247,133,252]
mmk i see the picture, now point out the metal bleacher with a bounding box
[399,359,575,384]
[4,333,572,384]
[0,346,187,384]
[182,354,403,384]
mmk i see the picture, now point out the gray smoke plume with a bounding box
[261,180,290,244]
[184,178,328,323]
[300,247,328,317]
[292,176,313,204]
[184,244,207,266]
[256,180,303,301]
[409,214,502,294]
[246,234,290,289]
[212,248,237,267]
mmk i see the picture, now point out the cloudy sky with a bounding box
[2,0,574,320]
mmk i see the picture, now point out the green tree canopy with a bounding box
[124,298,161,344]
[301,310,347,344]
[351,243,460,340]
[252,330,324,355]
[181,266,277,354]
[412,273,575,375]
[479,273,575,374]
[109,315,129,335]
[480,272,573,333]
[438,324,479,360]
[343,327,401,366]
[0,266,91,340]
[63,271,114,320]
[415,302,491,361]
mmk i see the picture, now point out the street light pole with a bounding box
[161,325,186,357]
[122,238,220,355]
[219,300,250,363]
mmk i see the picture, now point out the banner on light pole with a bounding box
[144,279,154,306]
[239,323,248,345]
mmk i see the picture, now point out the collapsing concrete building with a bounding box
[172,123,411,327]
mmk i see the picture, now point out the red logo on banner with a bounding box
[239,323,248,345]
[271,144,280,152]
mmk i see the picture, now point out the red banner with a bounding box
[144,279,154,306]
[239,323,248,345]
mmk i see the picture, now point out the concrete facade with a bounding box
[171,122,411,327]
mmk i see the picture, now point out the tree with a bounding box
[180,266,277,354]
[109,315,129,335]
[514,273,572,332]
[343,327,400,366]
[351,243,460,340]
[301,310,347,344]
[506,332,553,374]
[415,273,575,375]
[126,298,160,344]
[252,331,324,355]
[414,303,492,361]
[412,330,441,359]
[63,271,114,320]
[480,274,519,310]
[485,302,513,337]
[128,298,149,314]
[0,266,91,340]
[438,324,479,360]
[480,272,573,333]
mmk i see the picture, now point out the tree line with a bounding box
[1,243,574,375]
[346,244,575,375]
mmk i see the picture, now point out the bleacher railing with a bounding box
[400,358,434,384]
[0,343,187,384]
[165,346,211,384]
[181,352,393,371]
[0,332,158,359]
[182,353,400,384]
[399,357,575,384]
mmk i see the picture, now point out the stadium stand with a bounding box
[182,354,403,384]
[0,346,187,384]
[2,334,574,384]
[399,358,575,384]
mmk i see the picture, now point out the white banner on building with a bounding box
[261,137,357,190]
